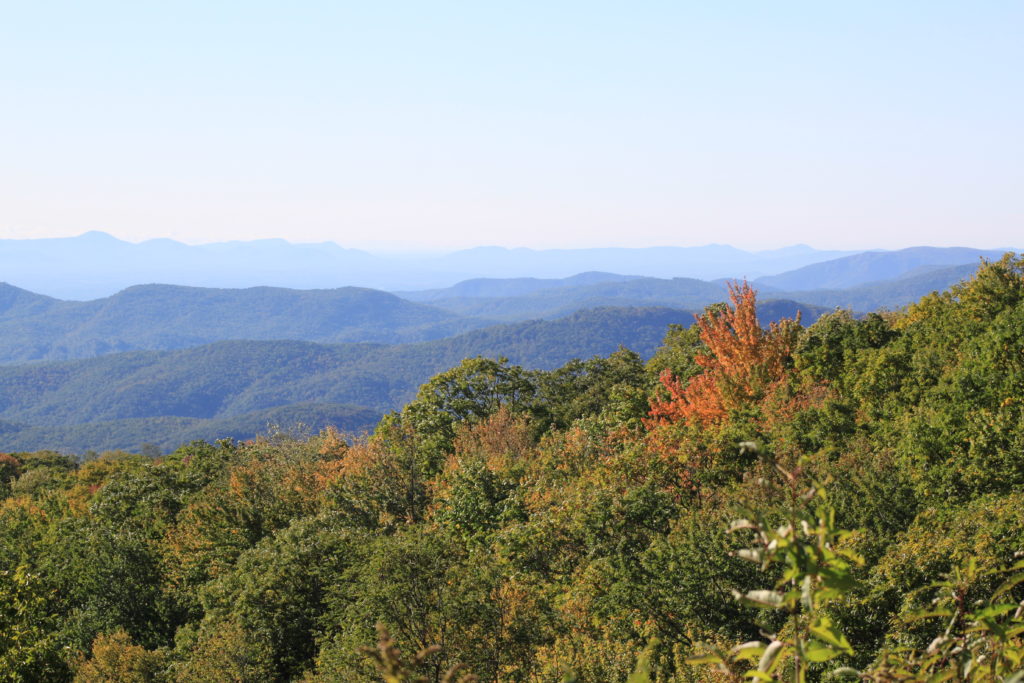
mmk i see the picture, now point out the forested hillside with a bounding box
[1,255,1022,681]
[0,281,824,365]
[404,276,734,321]
[395,271,642,301]
[399,267,974,323]
[0,284,488,363]
[0,403,381,454]
[752,246,1007,290]
[778,262,979,311]
[0,307,704,452]
[0,247,993,364]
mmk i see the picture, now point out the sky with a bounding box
[1,1,1021,252]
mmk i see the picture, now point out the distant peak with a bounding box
[76,230,121,241]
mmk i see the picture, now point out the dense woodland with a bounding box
[2,255,1023,681]
[0,306,817,453]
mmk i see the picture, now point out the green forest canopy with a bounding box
[1,255,1023,681]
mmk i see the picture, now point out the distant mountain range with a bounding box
[774,263,983,311]
[410,244,859,283]
[395,271,643,301]
[0,238,1015,453]
[753,247,1008,291]
[403,276,734,321]
[0,232,860,299]
[404,247,1006,319]
[0,245,1010,364]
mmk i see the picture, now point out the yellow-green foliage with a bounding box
[1,256,1022,681]
[73,631,167,683]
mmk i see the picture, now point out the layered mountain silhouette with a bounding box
[753,247,1007,290]
[1,232,857,298]
[3,243,1006,364]
[0,236,1015,452]
[0,283,488,363]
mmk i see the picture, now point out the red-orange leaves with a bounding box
[649,367,724,426]
[648,281,799,428]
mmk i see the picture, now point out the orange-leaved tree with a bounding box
[647,281,800,427]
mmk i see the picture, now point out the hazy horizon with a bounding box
[1,230,1014,302]
[2,229,1019,257]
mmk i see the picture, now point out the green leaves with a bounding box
[992,561,1024,600]
[807,616,852,656]
[688,463,862,681]
[870,556,1024,680]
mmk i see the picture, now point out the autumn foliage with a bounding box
[3,256,1024,681]
[647,281,799,427]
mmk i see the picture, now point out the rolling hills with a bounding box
[0,283,491,363]
[0,244,1013,453]
[778,263,980,311]
[0,245,1009,364]
[0,279,827,364]
[396,271,642,301]
[0,403,382,454]
[388,256,991,321]
[0,306,716,452]
[753,246,1007,290]
[405,276,731,321]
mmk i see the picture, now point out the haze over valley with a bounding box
[0,233,1012,452]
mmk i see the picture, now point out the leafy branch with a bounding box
[869,558,1024,681]
[688,457,862,682]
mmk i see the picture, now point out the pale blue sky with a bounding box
[2,1,1021,251]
